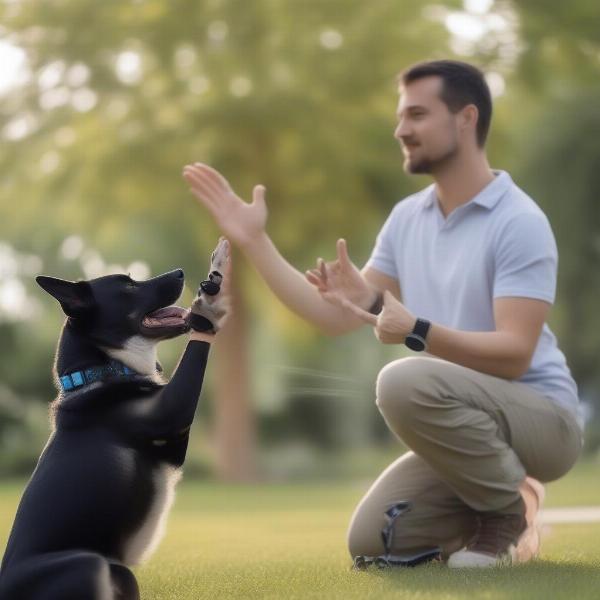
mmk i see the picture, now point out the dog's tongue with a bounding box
[142,306,189,328]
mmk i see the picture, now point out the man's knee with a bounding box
[348,502,458,560]
[375,357,439,422]
[347,512,386,558]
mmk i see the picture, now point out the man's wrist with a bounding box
[239,230,269,254]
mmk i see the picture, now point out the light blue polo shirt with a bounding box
[367,170,581,426]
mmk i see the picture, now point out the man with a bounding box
[182,60,582,568]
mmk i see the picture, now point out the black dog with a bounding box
[0,239,229,600]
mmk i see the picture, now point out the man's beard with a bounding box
[404,142,459,175]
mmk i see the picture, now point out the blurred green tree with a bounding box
[510,0,600,428]
[0,0,454,479]
[3,0,596,478]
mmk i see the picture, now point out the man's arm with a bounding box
[343,291,548,380]
[183,163,394,336]
[242,232,367,335]
[426,297,549,379]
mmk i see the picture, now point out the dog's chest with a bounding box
[122,462,182,565]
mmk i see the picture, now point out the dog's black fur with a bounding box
[0,263,224,600]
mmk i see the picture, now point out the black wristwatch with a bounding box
[405,318,431,352]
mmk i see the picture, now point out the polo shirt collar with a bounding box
[472,170,512,209]
[422,170,512,211]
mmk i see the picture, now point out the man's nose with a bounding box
[394,119,411,140]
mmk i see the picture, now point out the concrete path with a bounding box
[541,507,600,524]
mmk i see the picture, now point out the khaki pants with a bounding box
[348,357,583,559]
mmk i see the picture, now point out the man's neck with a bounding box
[432,151,495,217]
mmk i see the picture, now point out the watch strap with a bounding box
[412,318,431,340]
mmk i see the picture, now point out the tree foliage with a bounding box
[1,0,598,475]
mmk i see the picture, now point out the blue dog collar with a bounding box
[59,360,137,392]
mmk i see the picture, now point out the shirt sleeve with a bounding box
[365,206,400,278]
[493,212,558,303]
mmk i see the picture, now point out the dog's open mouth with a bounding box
[141,306,190,333]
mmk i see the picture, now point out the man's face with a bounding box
[394,76,461,174]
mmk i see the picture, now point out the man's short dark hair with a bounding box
[400,60,492,147]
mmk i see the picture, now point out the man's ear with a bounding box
[36,276,95,319]
[459,104,479,136]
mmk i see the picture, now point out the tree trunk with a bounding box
[212,264,257,482]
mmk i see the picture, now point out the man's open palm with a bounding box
[183,163,268,247]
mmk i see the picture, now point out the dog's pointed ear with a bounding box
[36,276,94,318]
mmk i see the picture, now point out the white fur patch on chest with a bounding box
[122,464,182,566]
[102,335,159,378]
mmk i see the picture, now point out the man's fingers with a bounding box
[183,170,218,199]
[317,258,328,284]
[183,167,223,201]
[307,268,325,281]
[305,270,326,290]
[336,238,352,268]
[192,163,232,192]
[183,164,213,186]
[252,184,266,208]
[321,291,345,308]
[184,164,235,203]
[185,183,219,213]
[382,289,398,304]
[182,167,205,188]
[340,297,378,325]
[305,270,318,284]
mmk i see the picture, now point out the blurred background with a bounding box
[0,0,599,483]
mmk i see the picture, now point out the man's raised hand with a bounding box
[183,163,268,248]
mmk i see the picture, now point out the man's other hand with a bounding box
[337,289,416,344]
[305,239,378,312]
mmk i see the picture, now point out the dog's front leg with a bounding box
[117,240,229,451]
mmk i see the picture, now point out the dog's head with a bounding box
[37,270,190,374]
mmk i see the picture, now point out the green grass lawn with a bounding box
[1,459,599,599]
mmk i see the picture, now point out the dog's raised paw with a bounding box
[188,239,229,333]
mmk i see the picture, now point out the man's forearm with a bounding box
[426,324,532,380]
[241,232,364,335]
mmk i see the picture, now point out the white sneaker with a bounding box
[447,498,527,569]
[447,546,515,568]
[448,479,545,569]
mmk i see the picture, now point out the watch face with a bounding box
[405,335,426,352]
